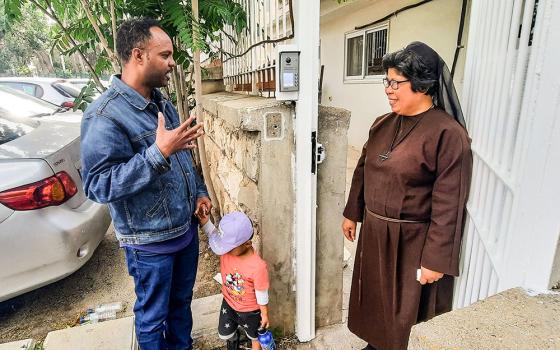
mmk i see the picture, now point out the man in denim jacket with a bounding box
[81,18,211,350]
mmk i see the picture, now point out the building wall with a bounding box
[320,0,466,148]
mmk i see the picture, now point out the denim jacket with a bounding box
[80,76,208,244]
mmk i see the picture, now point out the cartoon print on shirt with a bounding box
[225,271,246,298]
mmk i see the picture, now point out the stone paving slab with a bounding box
[297,323,366,350]
[43,316,136,350]
[0,339,36,350]
[191,293,222,339]
[38,294,222,350]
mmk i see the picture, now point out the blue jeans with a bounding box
[125,234,199,350]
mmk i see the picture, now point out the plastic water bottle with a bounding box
[79,310,117,324]
[87,302,124,314]
[257,328,276,350]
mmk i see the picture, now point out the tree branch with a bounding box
[78,0,120,73]
[110,0,118,54]
[29,0,105,90]
[192,0,220,220]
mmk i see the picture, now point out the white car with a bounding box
[0,77,83,108]
[0,86,111,302]
[66,78,110,90]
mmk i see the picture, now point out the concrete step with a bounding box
[43,316,136,350]
[40,294,222,350]
[192,293,222,339]
[409,288,560,350]
[0,339,36,350]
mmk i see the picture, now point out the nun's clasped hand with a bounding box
[418,266,444,285]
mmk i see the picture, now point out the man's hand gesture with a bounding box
[155,112,204,158]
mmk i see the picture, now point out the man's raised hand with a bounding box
[155,112,204,158]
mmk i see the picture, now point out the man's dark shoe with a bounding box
[362,345,377,350]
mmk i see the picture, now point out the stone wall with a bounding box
[200,93,351,334]
[201,92,296,333]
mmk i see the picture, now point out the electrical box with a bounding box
[276,45,299,101]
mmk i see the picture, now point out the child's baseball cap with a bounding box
[209,211,253,255]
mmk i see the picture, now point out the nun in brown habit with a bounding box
[342,41,473,350]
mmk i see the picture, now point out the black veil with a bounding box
[404,42,466,129]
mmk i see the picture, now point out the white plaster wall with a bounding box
[320,0,464,148]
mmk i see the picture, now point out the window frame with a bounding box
[343,30,366,81]
[343,23,390,83]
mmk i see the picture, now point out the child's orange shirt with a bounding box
[220,250,269,312]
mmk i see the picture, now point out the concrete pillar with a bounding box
[316,106,351,327]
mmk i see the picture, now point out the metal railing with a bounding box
[453,0,539,308]
[221,0,294,96]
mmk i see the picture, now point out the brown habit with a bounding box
[343,108,472,350]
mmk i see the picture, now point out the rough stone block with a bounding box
[203,112,260,182]
[408,288,560,350]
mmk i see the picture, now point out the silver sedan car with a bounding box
[0,86,111,302]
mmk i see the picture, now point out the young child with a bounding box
[196,210,270,350]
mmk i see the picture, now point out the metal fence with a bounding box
[454,0,540,308]
[221,0,294,96]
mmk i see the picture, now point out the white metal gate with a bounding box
[453,0,543,308]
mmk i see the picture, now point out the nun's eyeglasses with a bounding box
[383,78,410,90]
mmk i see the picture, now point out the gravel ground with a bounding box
[0,225,221,344]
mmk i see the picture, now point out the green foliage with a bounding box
[3,0,247,72]
[73,78,97,112]
[123,0,246,67]
[0,1,51,74]
[2,0,247,109]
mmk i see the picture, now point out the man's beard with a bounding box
[145,69,170,89]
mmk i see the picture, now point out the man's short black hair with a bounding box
[116,17,163,63]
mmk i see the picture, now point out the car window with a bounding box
[0,117,35,145]
[52,82,81,98]
[34,85,45,98]
[0,82,38,97]
[0,86,58,119]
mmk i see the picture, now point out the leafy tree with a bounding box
[0,2,51,75]
[3,0,246,104]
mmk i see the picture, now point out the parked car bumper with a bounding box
[0,200,111,302]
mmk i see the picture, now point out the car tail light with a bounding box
[61,101,74,108]
[0,171,78,211]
